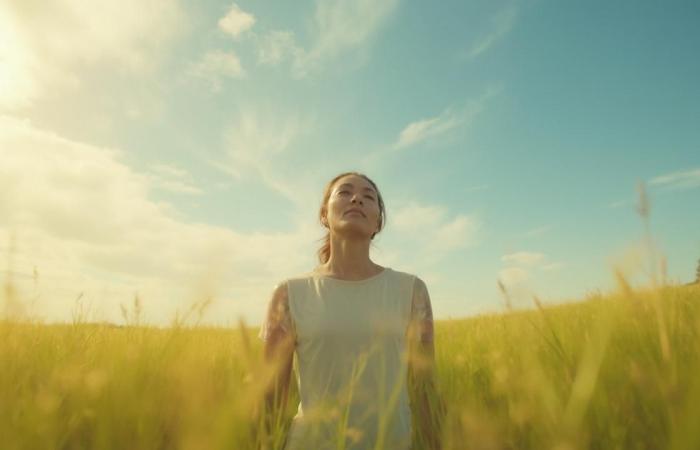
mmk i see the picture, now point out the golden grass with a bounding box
[1,280,699,449]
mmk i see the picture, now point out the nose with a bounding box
[351,195,363,205]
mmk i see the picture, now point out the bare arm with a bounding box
[407,277,444,450]
[260,282,296,434]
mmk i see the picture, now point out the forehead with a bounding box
[333,175,376,192]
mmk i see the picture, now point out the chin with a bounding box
[334,224,373,239]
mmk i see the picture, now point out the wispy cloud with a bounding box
[187,50,245,91]
[389,201,480,264]
[393,110,463,150]
[307,0,399,62]
[649,167,700,190]
[463,5,517,61]
[498,250,564,291]
[213,109,316,204]
[146,163,202,195]
[391,86,501,151]
[218,3,255,39]
[608,167,700,208]
[522,225,553,238]
[257,31,304,65]
[502,251,545,266]
[254,0,399,77]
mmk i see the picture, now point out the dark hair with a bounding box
[316,172,386,264]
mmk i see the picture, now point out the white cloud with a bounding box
[392,87,501,150]
[257,30,304,66]
[0,0,185,110]
[388,201,479,266]
[498,266,529,285]
[541,262,565,271]
[649,167,700,190]
[254,0,399,77]
[463,5,517,61]
[187,50,245,91]
[308,0,399,60]
[214,109,316,203]
[502,251,545,266]
[391,203,448,232]
[146,163,202,195]
[497,250,564,296]
[218,3,255,38]
[394,112,462,150]
[433,216,479,253]
[0,116,320,326]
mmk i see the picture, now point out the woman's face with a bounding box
[323,174,381,240]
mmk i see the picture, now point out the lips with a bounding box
[344,208,366,217]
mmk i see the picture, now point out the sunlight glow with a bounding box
[0,9,35,109]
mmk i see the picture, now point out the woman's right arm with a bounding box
[260,282,295,424]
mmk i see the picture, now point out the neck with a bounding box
[321,234,381,279]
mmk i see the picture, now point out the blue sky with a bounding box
[1,0,699,326]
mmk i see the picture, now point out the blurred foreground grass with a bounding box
[1,282,699,449]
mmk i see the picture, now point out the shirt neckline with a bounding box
[313,267,390,284]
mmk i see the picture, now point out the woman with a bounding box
[258,172,443,450]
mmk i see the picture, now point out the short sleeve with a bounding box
[410,277,434,344]
[258,281,295,342]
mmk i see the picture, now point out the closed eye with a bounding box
[336,189,374,200]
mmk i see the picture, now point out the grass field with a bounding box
[2,278,699,449]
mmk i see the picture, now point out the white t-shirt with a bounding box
[259,267,434,450]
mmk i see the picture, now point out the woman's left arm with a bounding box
[407,277,444,450]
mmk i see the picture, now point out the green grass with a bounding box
[1,282,699,449]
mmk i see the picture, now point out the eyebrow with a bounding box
[337,183,376,194]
